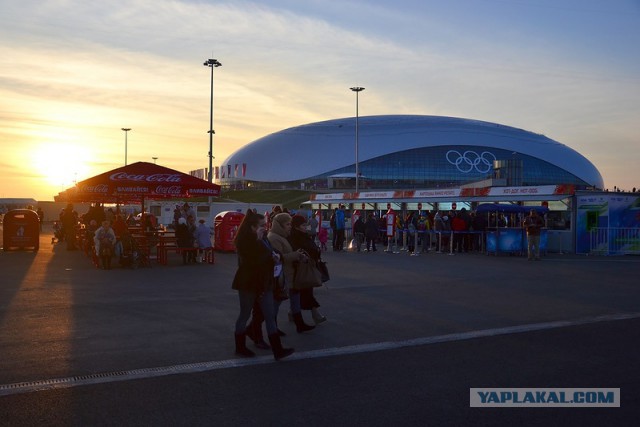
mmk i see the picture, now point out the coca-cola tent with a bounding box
[55,162,220,204]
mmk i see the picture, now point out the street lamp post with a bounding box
[152,157,158,164]
[203,58,222,183]
[350,87,365,193]
[121,128,131,166]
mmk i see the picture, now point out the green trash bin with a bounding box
[3,209,40,251]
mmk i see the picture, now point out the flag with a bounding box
[221,166,225,178]
[234,164,238,177]
[227,164,231,177]
[242,163,247,177]
[215,166,219,179]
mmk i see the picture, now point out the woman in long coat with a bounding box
[289,215,327,324]
[232,210,294,360]
[268,213,315,333]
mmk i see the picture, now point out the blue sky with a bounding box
[0,0,638,200]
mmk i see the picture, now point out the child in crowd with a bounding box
[318,226,328,251]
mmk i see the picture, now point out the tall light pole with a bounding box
[203,58,222,183]
[350,87,365,193]
[121,128,131,166]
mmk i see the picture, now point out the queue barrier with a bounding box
[485,228,548,256]
[396,228,486,255]
[589,227,640,255]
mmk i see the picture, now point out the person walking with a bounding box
[267,213,314,333]
[289,215,326,324]
[523,209,544,260]
[232,210,294,360]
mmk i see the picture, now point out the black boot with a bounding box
[234,333,255,357]
[268,333,294,361]
[293,312,315,333]
[246,319,270,349]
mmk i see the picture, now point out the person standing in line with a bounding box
[523,209,544,261]
[451,212,467,253]
[330,208,338,250]
[232,210,294,360]
[364,213,379,252]
[289,215,326,324]
[335,205,346,251]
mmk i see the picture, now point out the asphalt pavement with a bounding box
[1,225,639,426]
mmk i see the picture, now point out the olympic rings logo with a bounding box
[446,150,496,174]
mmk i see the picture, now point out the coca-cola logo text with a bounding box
[155,185,183,195]
[81,184,109,193]
[110,172,183,183]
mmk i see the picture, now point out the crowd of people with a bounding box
[54,202,214,269]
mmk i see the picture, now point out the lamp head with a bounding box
[204,58,222,67]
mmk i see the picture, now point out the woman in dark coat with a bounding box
[288,215,327,324]
[232,210,294,360]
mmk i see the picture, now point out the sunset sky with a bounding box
[1,0,638,201]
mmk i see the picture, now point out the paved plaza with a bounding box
[1,225,639,426]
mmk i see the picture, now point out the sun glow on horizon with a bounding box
[33,143,92,191]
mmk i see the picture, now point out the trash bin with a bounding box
[214,211,245,252]
[3,209,40,251]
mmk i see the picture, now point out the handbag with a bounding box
[293,260,323,289]
[316,260,330,283]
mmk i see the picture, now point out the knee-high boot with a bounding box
[268,333,294,361]
[234,333,255,357]
[293,312,315,333]
[245,318,270,349]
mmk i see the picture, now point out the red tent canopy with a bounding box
[55,162,220,203]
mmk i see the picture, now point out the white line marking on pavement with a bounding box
[1,312,638,397]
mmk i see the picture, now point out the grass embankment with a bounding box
[217,189,315,210]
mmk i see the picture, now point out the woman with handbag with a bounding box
[231,210,294,360]
[268,213,315,333]
[289,215,327,324]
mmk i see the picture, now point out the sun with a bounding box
[34,143,91,189]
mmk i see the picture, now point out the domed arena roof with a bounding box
[222,115,603,188]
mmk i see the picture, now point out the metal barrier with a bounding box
[590,227,640,255]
